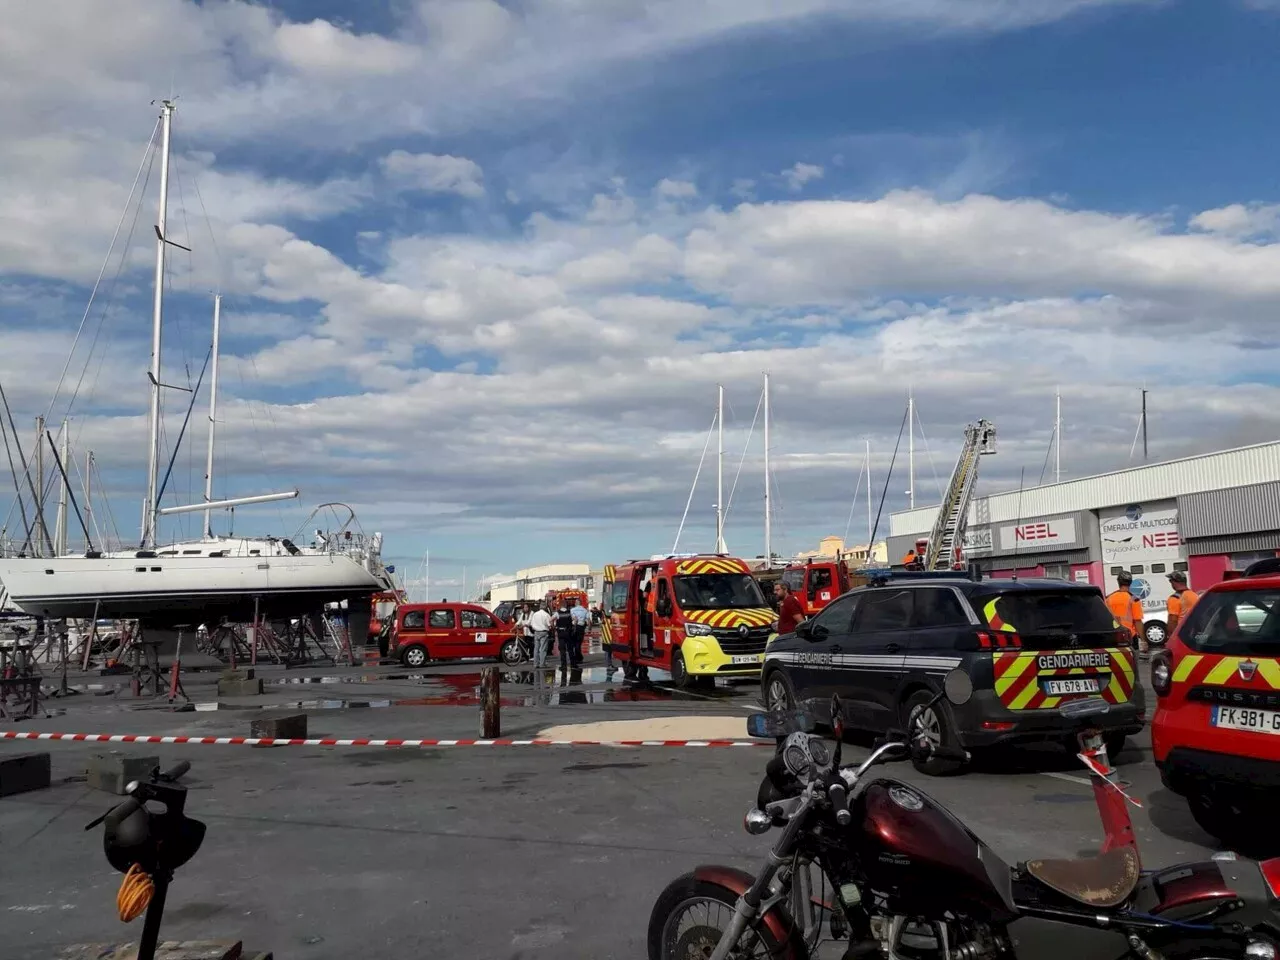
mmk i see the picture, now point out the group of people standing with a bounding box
[515,598,591,669]
[1106,569,1198,658]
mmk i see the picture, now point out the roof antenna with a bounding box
[1011,467,1025,582]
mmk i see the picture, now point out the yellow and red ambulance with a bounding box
[601,554,775,688]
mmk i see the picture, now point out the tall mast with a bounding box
[1054,388,1062,484]
[142,99,175,549]
[1141,388,1149,462]
[84,450,93,552]
[865,438,872,550]
[907,388,915,509]
[55,419,69,555]
[763,373,771,564]
[715,383,727,554]
[203,294,222,539]
[34,416,46,558]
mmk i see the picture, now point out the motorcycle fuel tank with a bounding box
[850,778,1017,921]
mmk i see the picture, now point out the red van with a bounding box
[1150,557,1280,847]
[390,602,520,668]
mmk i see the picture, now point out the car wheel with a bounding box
[903,689,966,777]
[763,670,796,713]
[401,644,428,668]
[498,638,523,666]
[671,650,692,689]
[1144,620,1167,647]
[1188,793,1259,850]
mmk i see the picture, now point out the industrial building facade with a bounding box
[487,564,594,604]
[888,441,1280,634]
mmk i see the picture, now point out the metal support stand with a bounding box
[250,596,259,667]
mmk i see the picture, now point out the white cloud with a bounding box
[781,162,825,191]
[1189,202,1280,239]
[1,0,1275,571]
[379,151,485,198]
[656,178,698,199]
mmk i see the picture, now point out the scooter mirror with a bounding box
[943,668,973,706]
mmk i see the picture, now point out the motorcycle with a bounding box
[648,669,1280,960]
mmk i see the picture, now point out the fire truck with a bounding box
[775,557,874,617]
[600,554,775,688]
[545,588,589,611]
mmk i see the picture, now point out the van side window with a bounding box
[781,569,805,592]
[462,610,495,629]
[611,581,630,612]
[429,609,455,629]
[853,590,914,632]
[912,588,969,628]
[402,610,425,630]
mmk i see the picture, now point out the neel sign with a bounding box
[997,517,1078,552]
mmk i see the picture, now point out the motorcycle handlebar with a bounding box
[103,796,142,828]
[827,780,851,826]
[158,760,190,782]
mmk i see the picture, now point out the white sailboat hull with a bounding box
[0,546,384,625]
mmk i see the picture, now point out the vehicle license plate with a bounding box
[1211,705,1280,735]
[1043,677,1102,695]
[731,654,762,665]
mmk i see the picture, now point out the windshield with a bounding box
[673,573,767,611]
[972,589,1118,649]
[1181,588,1280,656]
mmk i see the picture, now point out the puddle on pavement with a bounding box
[253,664,753,708]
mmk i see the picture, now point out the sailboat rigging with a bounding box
[0,100,390,633]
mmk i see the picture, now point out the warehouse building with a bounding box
[487,563,594,604]
[888,440,1280,644]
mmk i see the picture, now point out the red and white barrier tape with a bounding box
[0,731,771,749]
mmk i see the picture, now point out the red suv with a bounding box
[390,602,520,668]
[1150,557,1280,849]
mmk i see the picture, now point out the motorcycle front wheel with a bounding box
[647,873,800,960]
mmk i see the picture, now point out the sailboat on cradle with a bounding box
[0,100,390,634]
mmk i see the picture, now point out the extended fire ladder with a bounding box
[923,419,997,571]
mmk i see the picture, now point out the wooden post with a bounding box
[81,600,99,672]
[479,667,500,738]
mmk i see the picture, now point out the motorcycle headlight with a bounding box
[685,623,713,637]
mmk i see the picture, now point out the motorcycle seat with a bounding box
[1023,845,1140,909]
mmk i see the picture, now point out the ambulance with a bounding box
[600,554,776,688]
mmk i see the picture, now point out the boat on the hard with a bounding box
[0,100,391,633]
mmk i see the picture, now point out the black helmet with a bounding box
[1116,571,1133,585]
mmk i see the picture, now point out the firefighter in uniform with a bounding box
[641,578,657,655]
[901,551,924,571]
[1165,570,1198,640]
[1105,571,1147,656]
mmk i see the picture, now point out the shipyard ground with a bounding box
[0,654,1247,960]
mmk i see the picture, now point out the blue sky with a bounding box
[2,0,1279,597]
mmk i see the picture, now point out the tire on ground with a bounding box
[902,688,967,776]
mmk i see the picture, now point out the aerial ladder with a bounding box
[923,419,997,571]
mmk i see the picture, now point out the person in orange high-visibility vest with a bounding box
[1105,571,1147,656]
[1165,570,1199,640]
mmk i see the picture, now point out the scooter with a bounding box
[647,669,1280,960]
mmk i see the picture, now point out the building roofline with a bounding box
[893,438,1280,518]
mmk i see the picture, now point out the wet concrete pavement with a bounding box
[0,652,1257,960]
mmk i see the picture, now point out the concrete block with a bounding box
[250,713,306,739]
[86,752,158,795]
[219,667,255,682]
[217,677,263,697]
[0,752,50,797]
